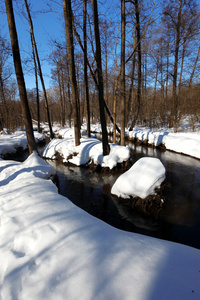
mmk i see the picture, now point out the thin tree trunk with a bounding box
[92,0,109,155]
[170,0,183,129]
[113,72,120,143]
[63,0,80,146]
[5,0,37,154]
[135,0,141,125]
[30,33,40,133]
[24,0,54,139]
[0,71,9,130]
[120,0,126,146]
[189,45,200,87]
[71,16,119,134]
[178,40,186,92]
[84,0,90,137]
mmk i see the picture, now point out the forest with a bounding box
[1,0,200,152]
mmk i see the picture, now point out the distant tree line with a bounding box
[1,0,200,153]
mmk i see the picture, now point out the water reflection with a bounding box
[47,142,200,249]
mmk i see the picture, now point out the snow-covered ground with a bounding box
[0,152,200,300]
[128,128,200,159]
[0,131,45,157]
[43,135,130,169]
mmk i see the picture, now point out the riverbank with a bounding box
[0,152,200,300]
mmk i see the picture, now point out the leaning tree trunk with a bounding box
[5,0,37,154]
[24,0,54,139]
[92,0,109,155]
[30,33,41,133]
[63,0,80,146]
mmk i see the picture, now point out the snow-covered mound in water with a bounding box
[43,136,130,169]
[111,157,166,199]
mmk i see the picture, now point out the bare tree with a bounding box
[63,0,80,146]
[83,0,90,137]
[92,0,109,155]
[120,0,126,146]
[5,0,37,154]
[24,0,54,138]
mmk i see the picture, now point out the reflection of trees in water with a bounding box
[45,144,200,248]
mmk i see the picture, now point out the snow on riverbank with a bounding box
[0,153,200,300]
[111,157,166,199]
[43,136,130,169]
[0,131,45,156]
[128,128,200,159]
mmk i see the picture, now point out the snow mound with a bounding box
[111,157,166,199]
[0,131,45,156]
[43,137,130,169]
[0,151,55,187]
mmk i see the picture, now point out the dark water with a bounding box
[46,143,200,250]
[9,142,200,249]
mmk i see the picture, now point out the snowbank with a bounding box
[0,154,200,300]
[128,128,200,159]
[43,136,130,169]
[111,157,166,199]
[0,131,45,156]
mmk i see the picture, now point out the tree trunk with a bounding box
[24,0,53,138]
[135,0,142,126]
[113,72,120,143]
[83,0,90,137]
[120,0,126,146]
[189,45,200,87]
[170,0,183,129]
[63,0,80,146]
[5,0,37,154]
[30,33,40,133]
[92,0,109,155]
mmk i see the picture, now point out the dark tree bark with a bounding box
[30,33,40,133]
[83,0,90,137]
[120,0,126,146]
[5,0,37,154]
[71,12,120,136]
[63,0,80,146]
[24,0,54,139]
[170,0,183,129]
[135,0,142,125]
[189,45,200,87]
[92,0,109,155]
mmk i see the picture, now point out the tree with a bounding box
[120,0,126,146]
[24,0,54,138]
[5,0,37,154]
[63,0,81,146]
[83,0,90,137]
[0,33,10,130]
[92,0,109,155]
[163,0,199,129]
[30,32,40,132]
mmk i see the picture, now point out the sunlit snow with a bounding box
[111,157,166,199]
[0,152,200,300]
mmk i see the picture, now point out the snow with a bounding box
[0,152,200,300]
[128,128,200,159]
[43,136,130,169]
[0,131,45,156]
[111,157,166,199]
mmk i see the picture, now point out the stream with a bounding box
[9,140,200,249]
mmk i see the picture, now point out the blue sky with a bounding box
[1,0,64,90]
